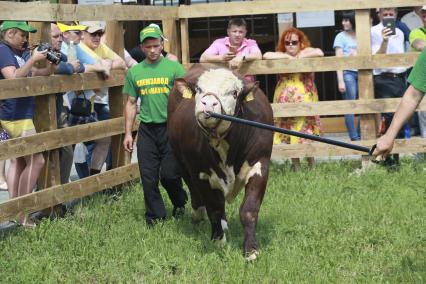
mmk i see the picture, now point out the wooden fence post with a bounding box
[29,22,61,188]
[105,21,130,169]
[356,10,377,168]
[162,19,180,60]
[180,18,190,64]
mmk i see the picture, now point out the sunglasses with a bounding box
[69,30,82,35]
[90,31,104,38]
[285,40,299,46]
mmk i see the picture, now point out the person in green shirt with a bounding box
[123,24,187,226]
[373,48,426,159]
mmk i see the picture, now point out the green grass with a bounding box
[1,160,426,283]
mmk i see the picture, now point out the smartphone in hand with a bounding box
[382,17,396,35]
[229,45,238,54]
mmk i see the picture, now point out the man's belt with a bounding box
[378,72,406,78]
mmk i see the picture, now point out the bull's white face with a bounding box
[194,69,243,130]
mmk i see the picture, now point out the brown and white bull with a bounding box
[167,65,273,261]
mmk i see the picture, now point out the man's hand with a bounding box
[31,48,47,62]
[221,52,236,62]
[69,60,80,73]
[123,133,134,153]
[228,55,244,70]
[381,27,393,42]
[372,133,395,161]
[338,80,346,94]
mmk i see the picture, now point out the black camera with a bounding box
[37,42,61,65]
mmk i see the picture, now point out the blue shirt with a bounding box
[333,31,357,56]
[60,41,96,108]
[56,52,85,75]
[0,43,35,120]
[333,31,357,72]
[61,42,96,65]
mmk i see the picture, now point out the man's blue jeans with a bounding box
[343,71,360,141]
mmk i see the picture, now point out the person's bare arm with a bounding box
[298,47,324,58]
[123,95,138,153]
[412,38,426,51]
[375,27,392,54]
[335,47,345,93]
[262,51,295,60]
[373,85,424,158]
[111,55,127,70]
[244,50,262,61]
[1,49,47,79]
[200,51,235,63]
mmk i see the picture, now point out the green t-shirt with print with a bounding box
[408,48,426,94]
[123,57,186,123]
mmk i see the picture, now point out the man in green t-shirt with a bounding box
[123,24,187,226]
[373,48,426,159]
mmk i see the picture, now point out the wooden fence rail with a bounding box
[0,0,424,21]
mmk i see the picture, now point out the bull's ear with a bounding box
[241,81,259,103]
[174,78,194,99]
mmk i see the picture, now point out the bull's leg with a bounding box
[189,178,208,224]
[204,188,226,243]
[239,160,269,261]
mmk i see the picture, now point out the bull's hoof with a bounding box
[191,206,207,224]
[214,233,227,247]
[244,250,259,262]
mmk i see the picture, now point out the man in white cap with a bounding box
[79,21,126,175]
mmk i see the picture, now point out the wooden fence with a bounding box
[1,0,426,223]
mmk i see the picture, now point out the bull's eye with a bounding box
[232,91,238,99]
[195,86,202,93]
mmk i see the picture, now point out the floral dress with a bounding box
[273,72,322,145]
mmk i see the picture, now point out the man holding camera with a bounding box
[0,21,47,227]
[371,7,407,167]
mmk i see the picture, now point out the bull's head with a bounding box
[176,68,244,135]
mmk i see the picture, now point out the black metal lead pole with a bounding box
[207,112,374,155]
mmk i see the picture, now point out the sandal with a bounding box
[0,181,7,191]
[19,217,37,229]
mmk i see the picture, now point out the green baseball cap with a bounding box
[139,23,167,43]
[0,21,37,33]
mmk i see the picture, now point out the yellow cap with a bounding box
[56,22,87,33]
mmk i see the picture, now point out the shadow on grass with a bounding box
[171,203,277,259]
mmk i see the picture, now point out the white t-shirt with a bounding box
[371,22,407,75]
[401,11,423,31]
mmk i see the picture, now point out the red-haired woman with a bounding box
[263,28,323,169]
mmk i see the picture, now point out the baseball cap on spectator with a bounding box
[56,22,87,33]
[139,23,168,43]
[0,21,37,33]
[79,21,106,33]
